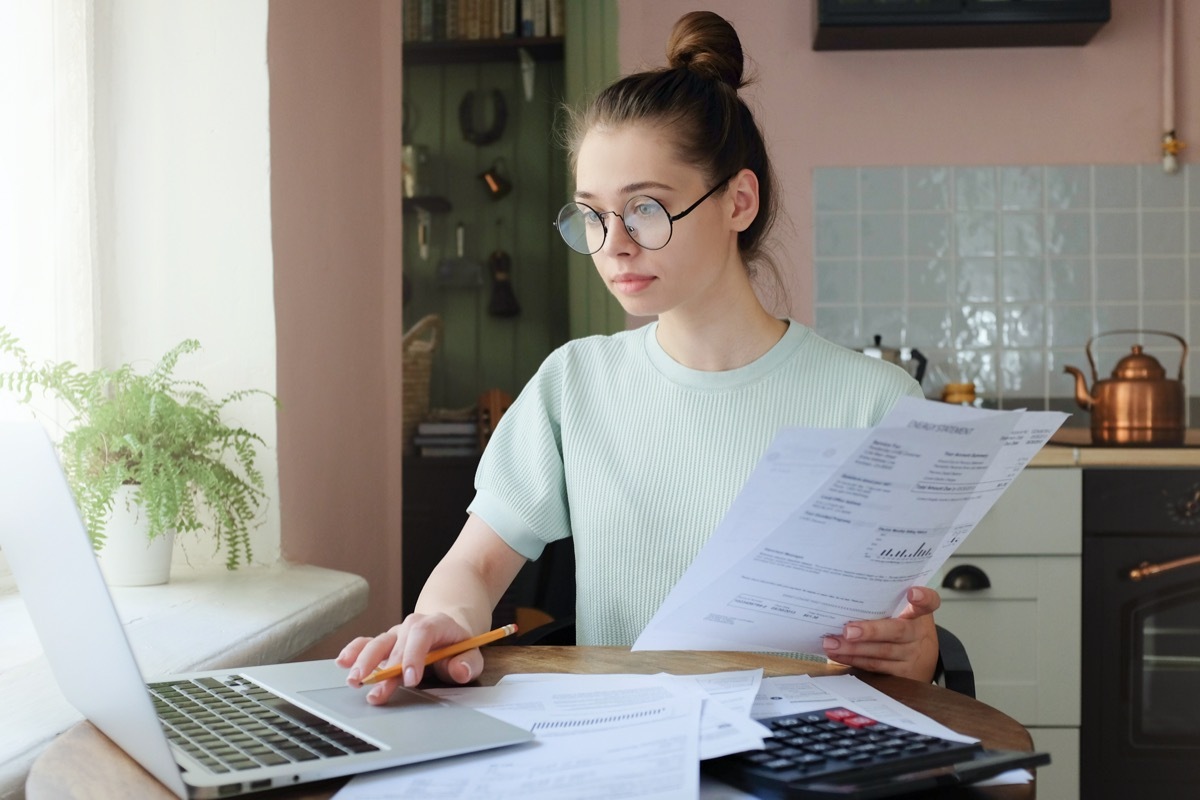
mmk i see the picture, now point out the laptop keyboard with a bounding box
[149,676,379,774]
[703,706,983,798]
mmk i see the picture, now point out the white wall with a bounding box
[93,0,279,567]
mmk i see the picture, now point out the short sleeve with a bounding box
[467,352,570,561]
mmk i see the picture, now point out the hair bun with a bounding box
[666,11,745,89]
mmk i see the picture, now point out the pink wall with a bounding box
[617,0,1199,322]
[269,0,406,658]
[264,1,1197,658]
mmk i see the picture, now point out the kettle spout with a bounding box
[1062,365,1094,410]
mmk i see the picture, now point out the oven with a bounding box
[1081,468,1200,799]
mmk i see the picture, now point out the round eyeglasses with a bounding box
[553,175,734,256]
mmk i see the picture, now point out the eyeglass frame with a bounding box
[553,173,737,255]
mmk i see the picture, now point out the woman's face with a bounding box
[573,124,743,320]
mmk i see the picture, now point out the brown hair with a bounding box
[564,11,780,286]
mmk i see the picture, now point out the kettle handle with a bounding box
[1085,329,1188,381]
[908,348,927,385]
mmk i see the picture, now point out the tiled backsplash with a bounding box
[813,164,1199,417]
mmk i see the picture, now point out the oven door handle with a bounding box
[1129,553,1200,581]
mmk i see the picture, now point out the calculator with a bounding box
[702,706,1050,799]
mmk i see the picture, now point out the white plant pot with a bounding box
[95,485,175,586]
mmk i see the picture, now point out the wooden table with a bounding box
[26,647,1037,799]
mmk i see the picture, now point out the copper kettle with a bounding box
[1062,329,1188,446]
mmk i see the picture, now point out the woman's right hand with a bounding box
[337,612,481,705]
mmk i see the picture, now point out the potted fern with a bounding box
[0,326,275,581]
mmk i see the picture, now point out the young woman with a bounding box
[340,11,940,702]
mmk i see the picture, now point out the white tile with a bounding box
[1044,166,1091,210]
[1000,167,1042,211]
[1047,305,1095,348]
[860,168,904,212]
[1000,349,1046,395]
[1094,304,1140,332]
[906,306,953,349]
[1047,258,1092,303]
[1001,214,1043,257]
[907,258,951,304]
[1094,257,1139,302]
[1140,164,1186,209]
[955,167,997,210]
[956,213,998,257]
[957,257,998,301]
[1045,212,1091,256]
[861,214,905,258]
[862,308,905,349]
[814,169,858,212]
[953,303,999,348]
[1141,256,1186,302]
[814,214,859,258]
[907,214,952,258]
[1094,165,1138,208]
[1000,258,1045,302]
[814,305,861,346]
[1141,210,1186,256]
[862,260,905,304]
[1142,305,1187,342]
[1001,305,1046,348]
[906,167,951,211]
[1094,211,1138,256]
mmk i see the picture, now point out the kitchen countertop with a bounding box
[1029,428,1200,467]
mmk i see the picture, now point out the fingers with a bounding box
[341,629,400,688]
[822,605,940,682]
[897,586,941,619]
[334,636,374,668]
[338,614,481,704]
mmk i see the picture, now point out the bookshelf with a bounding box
[405,0,564,64]
[403,36,564,65]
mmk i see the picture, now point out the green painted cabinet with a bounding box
[401,0,621,413]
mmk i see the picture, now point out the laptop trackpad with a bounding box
[299,686,440,721]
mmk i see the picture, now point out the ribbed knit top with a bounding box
[468,320,922,646]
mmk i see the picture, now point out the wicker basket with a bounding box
[402,314,442,453]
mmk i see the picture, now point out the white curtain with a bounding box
[0,0,98,424]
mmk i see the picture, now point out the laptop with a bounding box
[0,420,533,799]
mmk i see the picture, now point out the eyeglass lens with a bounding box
[555,196,673,255]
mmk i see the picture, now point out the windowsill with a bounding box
[0,561,367,799]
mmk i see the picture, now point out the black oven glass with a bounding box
[1134,585,1200,743]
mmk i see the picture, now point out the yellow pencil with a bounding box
[360,623,519,685]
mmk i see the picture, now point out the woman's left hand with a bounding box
[821,586,941,682]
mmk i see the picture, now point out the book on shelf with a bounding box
[406,0,557,44]
[413,434,478,448]
[500,0,518,37]
[417,420,478,436]
[403,0,421,41]
[520,0,545,38]
[420,445,480,458]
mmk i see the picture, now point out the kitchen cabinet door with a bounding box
[958,468,1081,556]
[932,554,1081,726]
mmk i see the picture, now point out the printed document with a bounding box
[332,674,704,800]
[634,398,1067,654]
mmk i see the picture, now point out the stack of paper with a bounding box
[332,671,1025,800]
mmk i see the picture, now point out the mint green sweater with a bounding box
[468,320,922,646]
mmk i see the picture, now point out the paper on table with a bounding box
[332,675,703,800]
[635,398,1067,654]
[499,670,769,759]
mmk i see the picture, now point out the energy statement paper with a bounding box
[634,397,1068,654]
